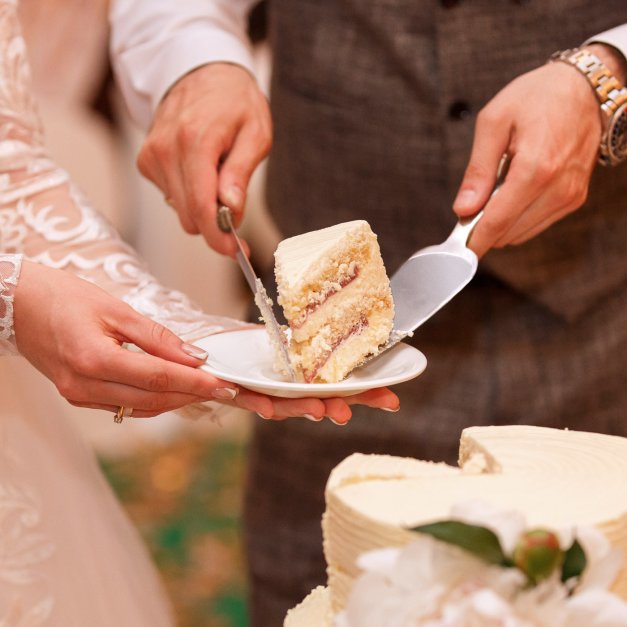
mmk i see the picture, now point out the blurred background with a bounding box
[14,1,273,625]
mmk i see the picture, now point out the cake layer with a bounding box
[284,586,333,627]
[323,426,627,612]
[291,305,393,383]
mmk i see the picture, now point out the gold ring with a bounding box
[114,406,133,423]
[165,196,174,206]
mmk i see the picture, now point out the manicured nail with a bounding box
[223,185,244,209]
[256,412,271,420]
[328,417,348,426]
[303,414,322,422]
[182,343,208,361]
[212,387,238,400]
[382,406,400,413]
[454,189,477,210]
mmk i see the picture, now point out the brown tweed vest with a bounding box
[244,3,627,625]
[266,0,627,320]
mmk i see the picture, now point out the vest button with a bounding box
[448,100,472,120]
[440,0,461,7]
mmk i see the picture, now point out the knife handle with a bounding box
[217,205,234,233]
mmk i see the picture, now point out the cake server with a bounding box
[217,205,296,381]
[361,155,510,366]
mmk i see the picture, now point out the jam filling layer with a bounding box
[302,315,369,383]
[291,266,360,330]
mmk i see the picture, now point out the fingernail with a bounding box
[182,343,208,361]
[454,189,477,210]
[212,387,239,400]
[223,185,244,209]
[382,406,400,413]
[256,412,271,420]
[302,414,323,422]
[329,417,348,426]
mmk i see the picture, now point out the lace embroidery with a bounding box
[0,482,55,626]
[0,253,21,355]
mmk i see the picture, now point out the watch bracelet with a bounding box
[550,48,627,166]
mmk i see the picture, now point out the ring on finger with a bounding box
[165,196,174,207]
[113,405,134,424]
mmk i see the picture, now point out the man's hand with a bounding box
[138,63,272,256]
[453,44,625,257]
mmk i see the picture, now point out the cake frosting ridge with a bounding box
[274,220,394,383]
[285,425,627,625]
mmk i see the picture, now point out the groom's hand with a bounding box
[453,44,626,257]
[137,63,272,256]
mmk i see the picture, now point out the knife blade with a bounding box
[217,205,296,381]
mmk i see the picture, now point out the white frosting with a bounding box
[324,426,627,612]
[275,220,369,288]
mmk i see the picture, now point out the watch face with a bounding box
[608,102,627,164]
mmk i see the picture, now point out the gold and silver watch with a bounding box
[550,48,627,166]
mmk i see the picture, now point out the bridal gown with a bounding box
[0,1,246,624]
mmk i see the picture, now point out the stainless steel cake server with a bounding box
[360,155,510,367]
[217,205,296,381]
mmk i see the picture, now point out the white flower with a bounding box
[336,502,627,627]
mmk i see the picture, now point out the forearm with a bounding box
[110,0,258,128]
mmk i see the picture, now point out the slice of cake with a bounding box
[274,220,394,383]
[285,426,627,625]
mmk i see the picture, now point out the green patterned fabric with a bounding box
[101,435,249,627]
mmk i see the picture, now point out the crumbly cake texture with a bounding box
[274,220,394,383]
[284,425,627,624]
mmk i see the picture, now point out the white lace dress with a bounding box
[0,1,245,623]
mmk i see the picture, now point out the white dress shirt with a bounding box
[109,0,627,129]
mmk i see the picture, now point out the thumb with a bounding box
[453,111,510,217]
[122,311,208,367]
[218,122,271,219]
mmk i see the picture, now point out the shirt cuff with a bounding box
[116,28,256,128]
[585,24,627,63]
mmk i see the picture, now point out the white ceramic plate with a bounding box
[196,328,427,398]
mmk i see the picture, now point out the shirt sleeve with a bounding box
[110,0,259,128]
[586,24,627,63]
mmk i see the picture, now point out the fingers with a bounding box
[493,173,589,247]
[179,127,240,256]
[465,150,547,257]
[119,310,209,368]
[453,106,511,218]
[65,377,209,417]
[345,387,400,411]
[218,111,272,215]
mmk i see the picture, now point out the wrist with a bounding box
[549,47,627,166]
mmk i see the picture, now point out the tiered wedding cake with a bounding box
[285,425,627,625]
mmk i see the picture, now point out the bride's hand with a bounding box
[13,262,399,421]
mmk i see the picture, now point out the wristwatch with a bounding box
[550,48,627,166]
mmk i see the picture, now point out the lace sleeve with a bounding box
[0,1,247,346]
[0,253,22,355]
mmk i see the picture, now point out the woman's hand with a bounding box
[13,262,399,421]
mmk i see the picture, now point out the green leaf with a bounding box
[561,539,587,582]
[411,520,510,566]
